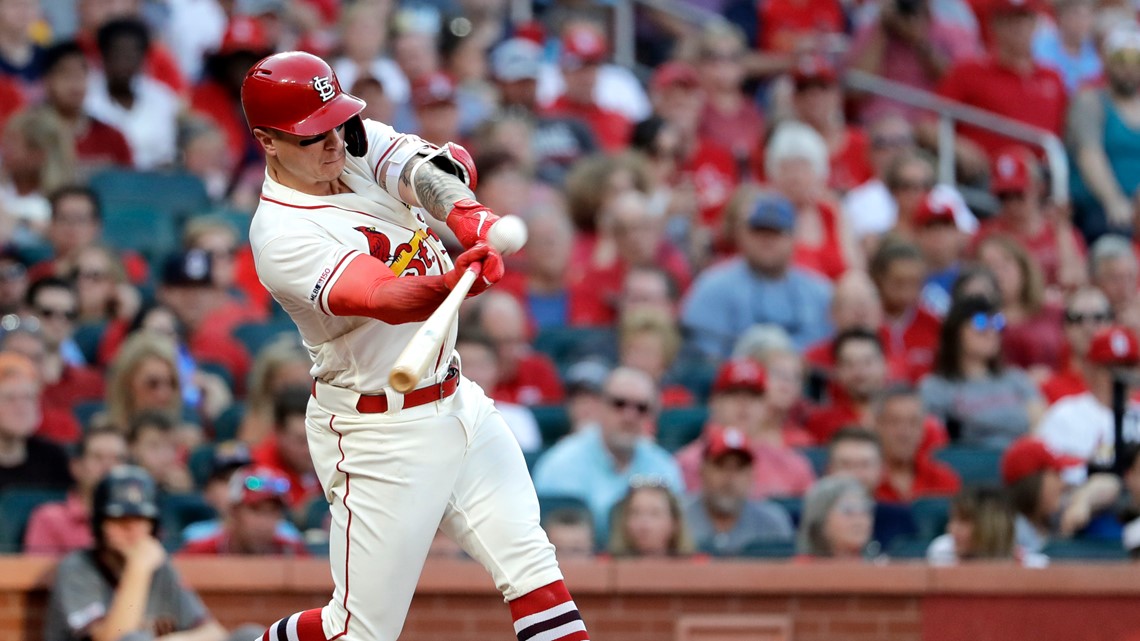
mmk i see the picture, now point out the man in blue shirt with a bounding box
[681,193,832,359]
[532,367,683,541]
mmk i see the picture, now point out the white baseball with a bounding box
[487,216,528,255]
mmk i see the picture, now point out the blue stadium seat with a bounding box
[537,495,590,522]
[232,320,301,359]
[769,496,803,527]
[911,497,952,541]
[739,540,796,559]
[0,488,67,553]
[302,496,331,532]
[1042,538,1128,561]
[799,446,829,477]
[887,537,932,559]
[523,448,544,473]
[671,359,718,403]
[656,407,708,452]
[530,405,571,446]
[159,492,217,550]
[73,400,105,432]
[209,208,253,245]
[212,402,245,442]
[73,322,106,365]
[933,447,1003,486]
[532,327,614,367]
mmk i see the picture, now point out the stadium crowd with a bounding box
[1,0,1140,597]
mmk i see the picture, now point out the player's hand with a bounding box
[446,199,501,249]
[446,242,503,294]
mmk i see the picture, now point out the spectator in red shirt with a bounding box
[758,0,846,55]
[804,270,908,382]
[1040,286,1112,404]
[40,41,132,171]
[872,384,960,503]
[24,426,128,555]
[695,21,764,163]
[870,238,942,381]
[617,309,693,409]
[544,23,630,152]
[975,146,1086,291]
[68,245,142,327]
[976,234,1066,376]
[250,388,321,513]
[808,329,891,444]
[788,56,875,194]
[1,318,103,423]
[471,291,564,405]
[74,0,187,95]
[0,73,21,132]
[181,465,308,556]
[27,187,134,286]
[766,120,862,281]
[183,216,268,330]
[409,71,461,146]
[932,0,1066,177]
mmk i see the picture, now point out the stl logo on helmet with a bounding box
[313,75,336,102]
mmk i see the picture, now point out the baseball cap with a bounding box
[209,440,253,480]
[986,0,1043,17]
[1105,28,1140,57]
[651,61,700,93]
[1086,326,1140,367]
[991,146,1035,194]
[704,426,755,463]
[410,72,457,109]
[490,38,542,82]
[913,193,956,227]
[229,466,290,506]
[216,16,270,56]
[565,359,610,396]
[162,249,213,287]
[1000,437,1084,485]
[746,194,796,233]
[712,359,766,395]
[560,24,608,69]
[792,55,838,88]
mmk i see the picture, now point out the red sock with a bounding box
[261,608,329,641]
[508,580,589,641]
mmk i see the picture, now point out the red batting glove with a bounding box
[446,199,501,249]
[445,242,504,295]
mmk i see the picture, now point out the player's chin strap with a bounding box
[407,141,479,198]
[344,116,368,157]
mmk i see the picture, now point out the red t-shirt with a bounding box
[675,437,816,499]
[974,218,1086,288]
[190,80,255,171]
[42,365,104,411]
[698,100,763,164]
[234,246,272,320]
[806,396,948,452]
[936,57,1067,159]
[803,327,911,383]
[1040,359,1088,404]
[493,352,564,405]
[1001,304,1066,371]
[681,139,739,231]
[28,250,149,287]
[792,201,848,282]
[883,308,942,383]
[757,0,845,53]
[77,33,187,95]
[544,97,631,152]
[829,127,875,194]
[0,76,23,131]
[250,436,321,510]
[180,529,309,556]
[38,406,82,445]
[566,245,692,327]
[874,456,962,503]
[75,118,133,168]
[191,326,251,393]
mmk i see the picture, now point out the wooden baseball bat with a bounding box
[388,268,478,393]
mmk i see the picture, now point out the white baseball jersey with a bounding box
[249,119,456,393]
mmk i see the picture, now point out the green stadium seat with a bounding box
[302,496,331,532]
[523,448,544,473]
[656,407,708,452]
[532,327,613,367]
[188,444,215,489]
[739,540,796,559]
[887,537,932,559]
[911,497,951,541]
[102,207,181,260]
[799,446,829,477]
[769,496,802,527]
[671,359,718,403]
[159,493,217,550]
[212,402,245,442]
[198,361,236,392]
[0,488,67,553]
[89,169,210,222]
[208,208,253,245]
[537,495,590,522]
[530,405,571,446]
[232,320,300,359]
[1042,538,1128,561]
[73,400,105,431]
[73,322,106,365]
[933,447,1003,486]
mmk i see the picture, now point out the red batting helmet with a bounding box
[241,51,365,137]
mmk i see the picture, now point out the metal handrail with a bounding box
[844,69,1069,204]
[612,0,721,69]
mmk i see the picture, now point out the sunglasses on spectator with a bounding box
[142,375,177,391]
[36,306,77,321]
[1064,310,1112,325]
[243,474,290,494]
[606,395,653,416]
[969,312,1006,332]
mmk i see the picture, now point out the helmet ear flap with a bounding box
[344,116,367,157]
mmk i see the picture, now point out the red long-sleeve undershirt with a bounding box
[326,254,453,323]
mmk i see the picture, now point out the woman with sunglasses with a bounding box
[920,295,1045,449]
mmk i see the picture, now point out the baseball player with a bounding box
[242,52,589,641]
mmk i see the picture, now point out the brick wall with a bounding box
[4,557,1140,641]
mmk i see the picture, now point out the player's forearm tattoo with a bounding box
[401,160,474,222]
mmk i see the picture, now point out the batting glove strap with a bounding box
[446,199,501,249]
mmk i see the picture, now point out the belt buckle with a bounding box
[439,366,459,399]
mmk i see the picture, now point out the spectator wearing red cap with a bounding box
[189,17,271,182]
[410,71,461,146]
[787,56,875,194]
[1040,287,1113,403]
[870,239,943,381]
[1069,27,1140,242]
[848,0,980,123]
[694,22,765,162]
[675,358,816,499]
[976,234,1066,374]
[974,147,1086,290]
[913,192,968,316]
[682,427,795,556]
[872,384,959,502]
[538,20,651,125]
[1003,436,1120,554]
[1038,326,1140,476]
[181,466,309,555]
[543,22,631,152]
[757,0,845,55]
[931,0,1066,177]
